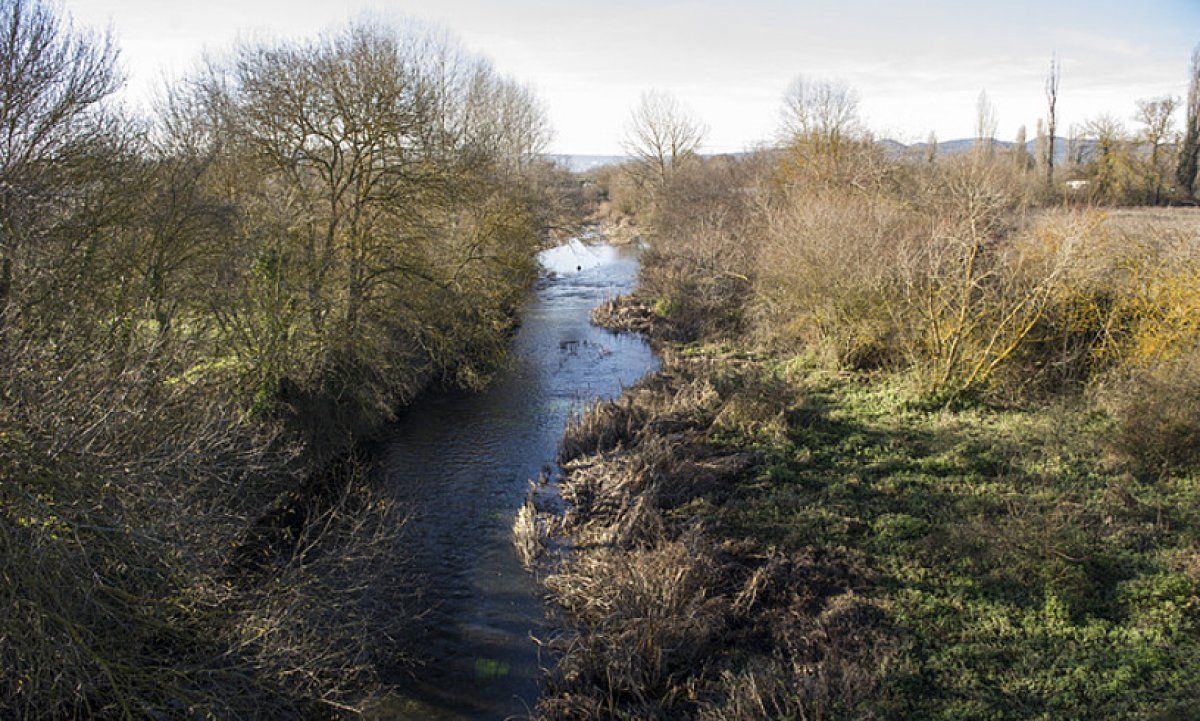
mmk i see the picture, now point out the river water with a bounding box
[372,239,658,719]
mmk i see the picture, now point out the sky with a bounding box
[62,0,1200,155]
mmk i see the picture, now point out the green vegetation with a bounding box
[532,307,1200,720]
[726,363,1200,719]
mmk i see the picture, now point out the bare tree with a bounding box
[1012,125,1030,170]
[622,90,706,194]
[1066,124,1086,167]
[220,26,435,333]
[1135,95,1179,204]
[1045,54,1061,189]
[488,80,553,171]
[925,131,939,165]
[189,20,553,397]
[0,0,120,336]
[975,89,997,156]
[1035,118,1048,172]
[778,76,867,184]
[1177,44,1200,200]
[780,77,860,148]
[1083,114,1131,203]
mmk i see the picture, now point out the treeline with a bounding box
[1,0,563,716]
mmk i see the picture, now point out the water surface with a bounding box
[375,239,657,719]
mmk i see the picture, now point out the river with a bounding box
[371,238,658,719]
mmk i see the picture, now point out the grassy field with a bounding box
[529,328,1200,719]
[720,357,1200,719]
[1102,206,1200,232]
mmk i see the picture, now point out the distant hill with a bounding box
[547,140,1096,174]
[889,137,1086,164]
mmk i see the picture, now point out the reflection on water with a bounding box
[373,239,657,719]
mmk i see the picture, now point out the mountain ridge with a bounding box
[547,136,1090,173]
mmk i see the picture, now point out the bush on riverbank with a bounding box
[0,2,556,715]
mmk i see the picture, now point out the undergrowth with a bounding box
[528,323,1200,720]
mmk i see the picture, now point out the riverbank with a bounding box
[362,240,656,719]
[527,294,1200,720]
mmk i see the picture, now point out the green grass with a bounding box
[704,359,1200,720]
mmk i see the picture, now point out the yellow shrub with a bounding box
[1122,267,1200,367]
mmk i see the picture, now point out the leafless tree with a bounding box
[777,76,874,185]
[975,89,997,156]
[212,22,541,336]
[1177,44,1200,199]
[1012,125,1030,170]
[1136,95,1179,204]
[1045,54,1061,189]
[1083,114,1132,202]
[0,0,120,337]
[1035,118,1048,172]
[780,76,861,148]
[622,90,706,194]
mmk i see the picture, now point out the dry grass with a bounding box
[1102,206,1200,236]
[560,392,650,464]
[531,362,895,720]
[591,294,666,337]
[1100,349,1200,474]
[513,491,546,569]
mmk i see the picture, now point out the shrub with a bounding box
[636,156,763,341]
[1102,350,1200,472]
[752,185,911,369]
